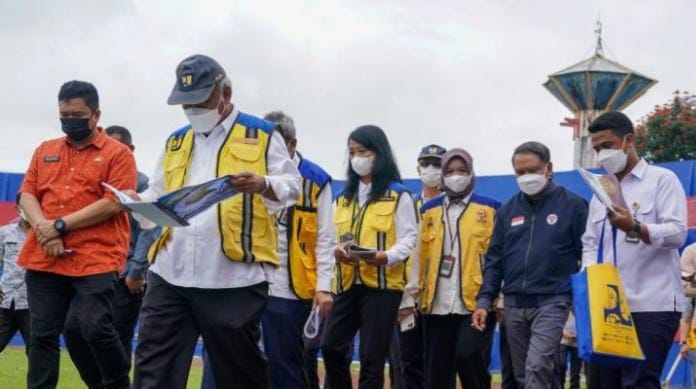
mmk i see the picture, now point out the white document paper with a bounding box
[578,169,627,213]
[103,175,239,227]
[102,183,189,226]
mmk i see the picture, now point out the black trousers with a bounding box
[599,311,680,389]
[321,284,402,389]
[585,362,602,389]
[25,270,128,389]
[304,342,321,389]
[64,277,143,388]
[397,315,425,389]
[133,271,268,389]
[0,302,30,353]
[557,345,582,389]
[422,313,496,389]
[388,326,403,389]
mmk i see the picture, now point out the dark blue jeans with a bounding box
[599,311,681,389]
[201,296,310,389]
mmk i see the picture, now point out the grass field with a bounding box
[0,347,203,388]
[0,346,521,389]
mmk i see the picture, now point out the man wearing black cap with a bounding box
[391,144,445,389]
[414,144,447,209]
[130,54,301,389]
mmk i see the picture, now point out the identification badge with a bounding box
[625,233,640,244]
[439,255,455,278]
[43,156,60,163]
[340,233,354,243]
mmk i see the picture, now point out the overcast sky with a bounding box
[1,0,694,179]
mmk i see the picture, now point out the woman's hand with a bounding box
[335,242,357,264]
[363,251,388,266]
[397,306,417,323]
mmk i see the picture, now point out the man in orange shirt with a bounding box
[18,80,136,389]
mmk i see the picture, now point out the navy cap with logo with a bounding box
[418,144,447,160]
[167,54,227,105]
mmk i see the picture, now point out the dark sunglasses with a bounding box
[418,159,441,168]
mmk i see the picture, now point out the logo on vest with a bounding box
[546,213,558,225]
[476,209,486,223]
[170,136,184,151]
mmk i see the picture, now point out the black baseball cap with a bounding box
[167,54,226,105]
[418,144,447,160]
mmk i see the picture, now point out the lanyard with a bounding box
[443,201,469,257]
[350,200,361,230]
[597,217,618,266]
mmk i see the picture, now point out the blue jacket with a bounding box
[476,183,588,309]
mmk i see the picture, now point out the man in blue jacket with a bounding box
[472,141,588,388]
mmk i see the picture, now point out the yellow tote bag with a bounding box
[572,221,644,366]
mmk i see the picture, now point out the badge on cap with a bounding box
[546,213,558,225]
[181,74,193,88]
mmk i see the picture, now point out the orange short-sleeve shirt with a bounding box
[18,129,137,277]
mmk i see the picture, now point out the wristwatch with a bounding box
[53,218,68,237]
[627,219,641,240]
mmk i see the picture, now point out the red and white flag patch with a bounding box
[511,215,525,227]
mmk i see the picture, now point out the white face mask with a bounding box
[351,155,374,177]
[419,165,441,188]
[517,173,548,196]
[443,174,472,193]
[184,99,225,134]
[596,138,628,175]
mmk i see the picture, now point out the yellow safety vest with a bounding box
[148,112,279,265]
[418,194,499,313]
[286,155,332,300]
[332,182,411,294]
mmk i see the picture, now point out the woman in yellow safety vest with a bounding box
[320,125,418,389]
[402,148,500,389]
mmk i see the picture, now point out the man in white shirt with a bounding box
[582,111,687,389]
[130,55,301,389]
[235,111,334,389]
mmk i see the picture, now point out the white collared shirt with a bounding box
[355,181,418,267]
[400,195,472,314]
[582,159,687,312]
[269,153,336,300]
[140,108,301,289]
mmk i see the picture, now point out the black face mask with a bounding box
[61,118,93,142]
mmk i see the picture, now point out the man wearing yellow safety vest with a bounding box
[259,111,335,389]
[393,144,446,389]
[128,54,301,389]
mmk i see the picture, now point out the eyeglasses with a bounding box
[418,159,441,168]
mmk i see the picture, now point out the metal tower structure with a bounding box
[543,19,657,168]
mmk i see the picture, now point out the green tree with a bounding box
[635,91,696,162]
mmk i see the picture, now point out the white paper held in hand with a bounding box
[578,169,628,213]
[102,182,135,204]
[400,313,416,332]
